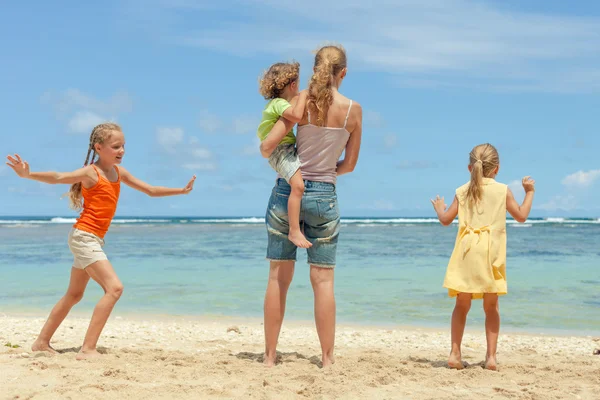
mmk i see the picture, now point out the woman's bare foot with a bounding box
[289,230,312,248]
[448,351,464,370]
[322,354,335,368]
[76,349,102,360]
[485,355,498,371]
[31,341,58,355]
[263,353,277,367]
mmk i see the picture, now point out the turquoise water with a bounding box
[0,217,598,335]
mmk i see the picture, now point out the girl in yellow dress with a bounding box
[431,143,535,370]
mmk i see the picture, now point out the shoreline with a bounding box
[1,310,597,338]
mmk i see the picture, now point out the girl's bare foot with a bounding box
[485,355,498,371]
[288,230,312,248]
[448,352,464,369]
[76,349,102,360]
[31,341,58,355]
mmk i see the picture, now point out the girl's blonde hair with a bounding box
[258,62,300,100]
[466,143,500,207]
[308,45,347,126]
[68,122,122,210]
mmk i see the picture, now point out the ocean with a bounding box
[1,216,598,335]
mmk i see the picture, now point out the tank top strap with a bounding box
[90,164,101,180]
[343,100,353,129]
[113,165,120,182]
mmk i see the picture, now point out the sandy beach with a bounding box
[1,314,598,399]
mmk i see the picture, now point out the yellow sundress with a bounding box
[443,178,508,299]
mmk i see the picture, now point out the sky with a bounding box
[1,0,599,217]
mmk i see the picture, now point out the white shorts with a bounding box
[68,228,108,269]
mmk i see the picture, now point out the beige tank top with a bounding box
[296,100,353,184]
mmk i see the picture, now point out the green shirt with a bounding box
[257,98,296,145]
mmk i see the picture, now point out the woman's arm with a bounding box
[6,154,94,185]
[337,103,363,176]
[260,117,296,158]
[119,166,196,197]
[431,195,458,226]
[506,176,535,223]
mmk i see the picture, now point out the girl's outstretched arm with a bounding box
[6,154,94,185]
[431,195,458,226]
[506,176,535,223]
[119,166,195,197]
[260,117,295,158]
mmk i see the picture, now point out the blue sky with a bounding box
[1,0,599,217]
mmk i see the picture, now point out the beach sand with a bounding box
[1,314,598,399]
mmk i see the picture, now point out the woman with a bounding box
[260,45,363,367]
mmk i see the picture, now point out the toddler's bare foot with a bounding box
[485,355,498,371]
[289,230,312,248]
[448,352,464,369]
[76,349,102,360]
[31,341,58,355]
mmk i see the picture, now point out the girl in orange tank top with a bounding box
[6,122,196,360]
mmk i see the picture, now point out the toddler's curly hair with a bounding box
[258,62,300,100]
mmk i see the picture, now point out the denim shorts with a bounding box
[266,178,340,268]
[268,144,301,183]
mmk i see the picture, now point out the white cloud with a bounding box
[182,163,217,171]
[561,169,600,188]
[42,89,133,134]
[199,110,221,133]
[242,137,262,156]
[135,0,600,93]
[68,111,106,134]
[156,127,184,153]
[538,195,578,212]
[156,127,217,171]
[383,134,397,148]
[398,160,434,170]
[232,115,258,135]
[191,148,212,159]
[365,111,384,128]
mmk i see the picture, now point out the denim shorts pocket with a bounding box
[316,198,339,221]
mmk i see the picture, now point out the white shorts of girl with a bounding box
[68,228,108,269]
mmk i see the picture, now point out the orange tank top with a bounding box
[74,165,121,239]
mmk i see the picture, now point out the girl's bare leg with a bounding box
[449,293,472,369]
[76,260,123,360]
[263,261,295,366]
[32,267,91,354]
[287,171,311,248]
[310,265,336,367]
[483,293,500,370]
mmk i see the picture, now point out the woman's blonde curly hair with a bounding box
[258,62,300,100]
[307,45,347,127]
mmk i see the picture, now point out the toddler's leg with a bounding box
[32,267,90,354]
[76,260,124,360]
[483,294,500,370]
[287,171,311,248]
[449,293,471,369]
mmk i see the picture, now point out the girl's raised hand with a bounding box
[182,175,196,194]
[522,176,535,193]
[430,195,447,214]
[6,154,30,178]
